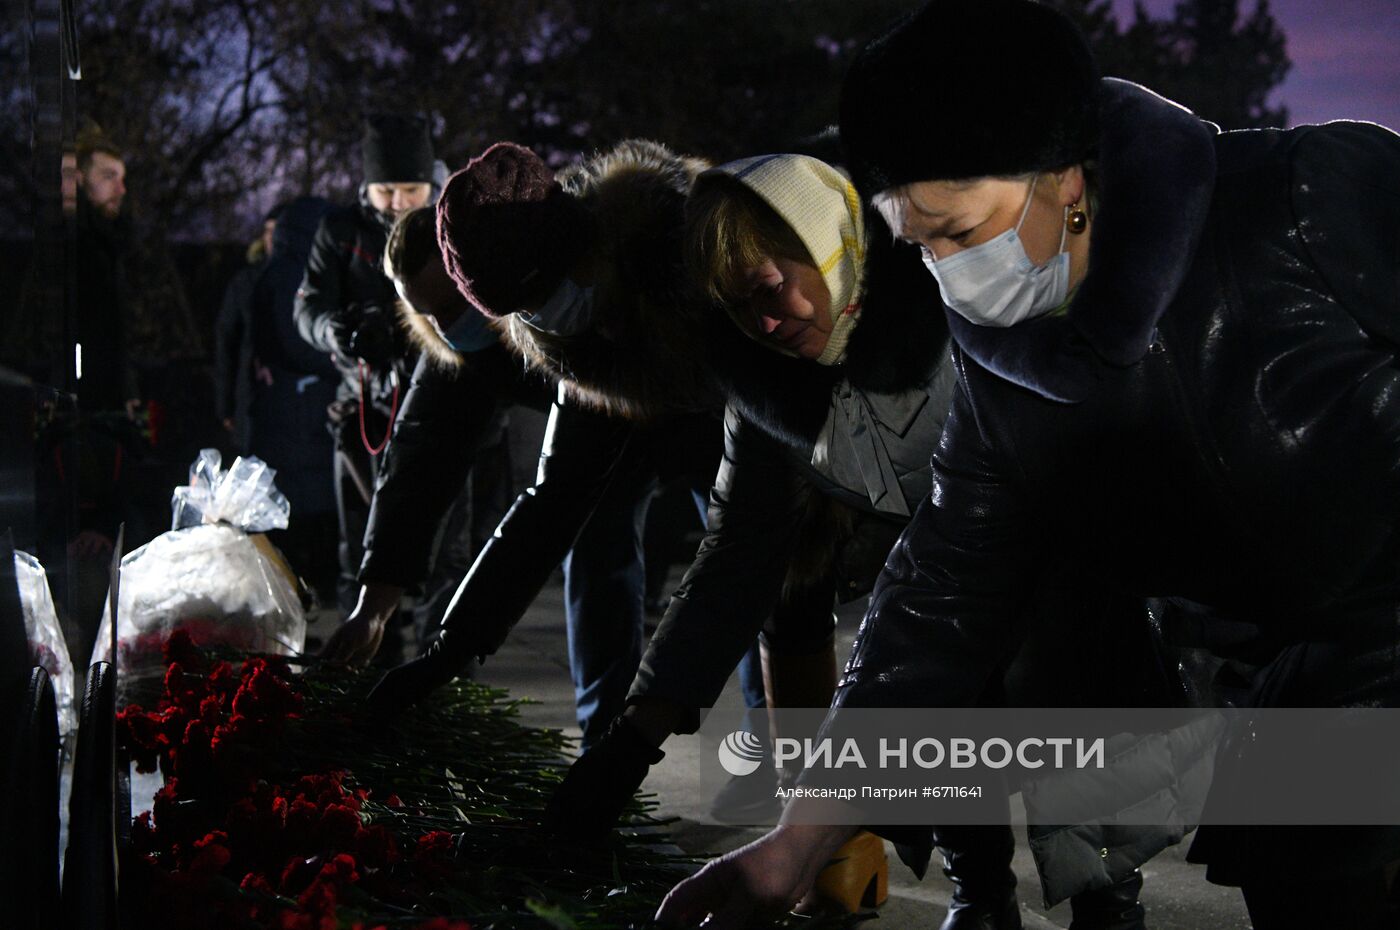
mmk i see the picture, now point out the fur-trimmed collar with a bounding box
[947,78,1219,402]
[397,305,510,371]
[710,224,950,449]
[502,139,716,421]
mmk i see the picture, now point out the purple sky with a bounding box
[1111,0,1400,131]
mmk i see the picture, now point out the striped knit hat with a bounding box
[708,154,867,366]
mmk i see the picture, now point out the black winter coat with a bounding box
[829,80,1400,882]
[73,200,138,412]
[422,141,724,659]
[357,344,551,590]
[294,202,410,406]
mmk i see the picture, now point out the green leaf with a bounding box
[524,898,580,929]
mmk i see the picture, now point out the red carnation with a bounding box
[162,629,205,670]
[414,831,456,859]
[352,824,399,870]
[413,830,457,881]
[318,803,362,851]
[117,705,164,772]
[240,871,274,894]
[208,659,235,693]
[279,855,320,895]
[226,785,289,859]
[187,830,232,875]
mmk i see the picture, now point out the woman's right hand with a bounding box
[654,824,853,929]
[320,583,404,666]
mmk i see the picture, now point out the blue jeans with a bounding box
[564,450,765,749]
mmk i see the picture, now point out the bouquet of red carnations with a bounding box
[116,632,671,929]
[116,634,867,929]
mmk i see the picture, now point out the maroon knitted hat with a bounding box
[436,142,590,318]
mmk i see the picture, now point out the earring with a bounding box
[1065,200,1088,235]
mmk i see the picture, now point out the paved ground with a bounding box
[380,575,1257,930]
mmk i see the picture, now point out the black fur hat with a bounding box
[362,114,435,184]
[840,0,1100,193]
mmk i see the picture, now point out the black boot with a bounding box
[1069,870,1146,930]
[935,825,1023,930]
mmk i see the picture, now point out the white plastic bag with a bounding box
[14,550,77,743]
[91,450,305,669]
[170,448,290,533]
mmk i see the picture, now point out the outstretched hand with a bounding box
[653,826,836,929]
[321,584,404,667]
[320,613,386,667]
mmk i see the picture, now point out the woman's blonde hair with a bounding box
[685,175,814,330]
[382,205,438,283]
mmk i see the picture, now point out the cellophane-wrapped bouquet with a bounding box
[90,449,305,670]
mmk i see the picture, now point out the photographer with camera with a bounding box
[294,114,437,639]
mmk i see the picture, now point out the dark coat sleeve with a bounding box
[294,214,347,357]
[429,389,634,659]
[627,403,807,729]
[830,371,1037,713]
[357,351,510,588]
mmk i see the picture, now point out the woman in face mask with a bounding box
[654,1,1400,929]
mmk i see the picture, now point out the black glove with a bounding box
[365,639,469,716]
[347,303,399,369]
[329,302,397,368]
[327,302,365,359]
[542,715,665,840]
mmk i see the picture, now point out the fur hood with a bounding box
[708,211,950,449]
[502,139,717,421]
[397,305,509,371]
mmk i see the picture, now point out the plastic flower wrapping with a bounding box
[14,548,77,743]
[90,450,305,670]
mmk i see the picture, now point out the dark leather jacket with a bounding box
[838,83,1400,715]
[357,344,552,590]
[818,79,1400,890]
[294,202,411,406]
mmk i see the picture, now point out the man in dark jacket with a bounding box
[72,134,140,415]
[294,115,435,614]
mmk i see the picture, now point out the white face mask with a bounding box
[921,175,1070,328]
[518,277,595,336]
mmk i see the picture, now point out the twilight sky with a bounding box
[1111,0,1400,131]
